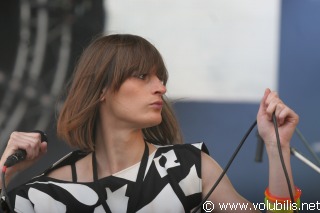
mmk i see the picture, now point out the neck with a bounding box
[94,127,149,178]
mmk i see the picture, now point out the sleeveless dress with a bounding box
[8,142,209,213]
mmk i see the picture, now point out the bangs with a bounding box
[131,45,168,84]
[110,35,168,91]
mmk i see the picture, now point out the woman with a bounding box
[0,34,300,212]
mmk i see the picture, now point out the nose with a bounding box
[152,75,166,95]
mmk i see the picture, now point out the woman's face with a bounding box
[100,71,167,130]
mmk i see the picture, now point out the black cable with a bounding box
[192,113,298,213]
[0,130,47,212]
[272,113,297,213]
[192,120,257,213]
[0,117,298,213]
[1,166,14,212]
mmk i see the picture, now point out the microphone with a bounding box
[3,130,48,168]
[255,130,264,162]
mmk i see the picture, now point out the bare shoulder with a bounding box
[201,151,223,172]
[46,153,92,182]
[46,164,73,181]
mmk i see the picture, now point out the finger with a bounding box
[278,106,299,126]
[9,132,41,146]
[266,98,282,121]
[258,88,271,115]
[274,103,287,125]
[265,90,279,106]
[9,132,42,160]
[24,132,46,159]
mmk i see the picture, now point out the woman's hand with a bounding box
[257,88,299,149]
[0,131,47,184]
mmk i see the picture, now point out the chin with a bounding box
[143,117,162,128]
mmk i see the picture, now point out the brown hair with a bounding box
[57,34,183,151]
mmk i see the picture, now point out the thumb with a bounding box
[39,142,48,157]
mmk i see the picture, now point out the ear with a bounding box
[100,87,107,101]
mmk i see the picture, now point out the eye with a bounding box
[137,74,148,79]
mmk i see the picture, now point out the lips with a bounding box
[150,101,163,109]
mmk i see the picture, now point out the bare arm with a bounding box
[201,88,299,213]
[202,152,260,213]
[257,89,299,212]
[257,89,298,195]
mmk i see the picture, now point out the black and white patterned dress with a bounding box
[8,142,209,213]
